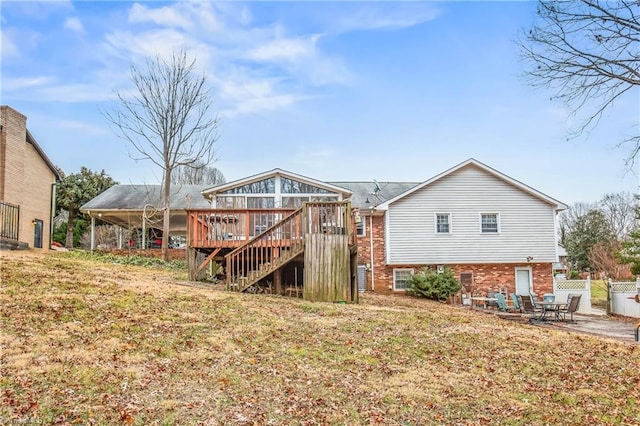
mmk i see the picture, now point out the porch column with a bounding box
[90,216,96,252]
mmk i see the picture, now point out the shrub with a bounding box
[406,267,461,301]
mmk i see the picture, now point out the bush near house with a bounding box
[406,266,461,301]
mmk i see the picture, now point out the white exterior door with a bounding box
[515,267,532,295]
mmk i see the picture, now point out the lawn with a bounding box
[1,251,639,425]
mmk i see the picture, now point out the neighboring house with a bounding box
[342,159,567,298]
[0,106,61,250]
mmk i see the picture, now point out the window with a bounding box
[281,177,332,194]
[393,269,413,291]
[247,197,275,209]
[220,177,275,194]
[356,219,365,237]
[481,213,499,233]
[435,213,451,234]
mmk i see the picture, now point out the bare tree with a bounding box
[589,241,632,279]
[559,201,595,245]
[599,192,637,241]
[520,1,640,164]
[171,161,226,186]
[104,49,220,261]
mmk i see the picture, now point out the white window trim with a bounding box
[393,268,414,291]
[480,212,500,234]
[356,218,366,237]
[434,212,452,234]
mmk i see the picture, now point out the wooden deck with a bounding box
[187,208,295,249]
[186,202,358,302]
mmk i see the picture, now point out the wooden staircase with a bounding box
[225,206,304,292]
[225,201,358,300]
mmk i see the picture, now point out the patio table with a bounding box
[470,297,497,309]
[533,300,568,321]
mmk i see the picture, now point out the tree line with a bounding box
[560,192,638,279]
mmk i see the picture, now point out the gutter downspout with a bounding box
[369,213,374,291]
[49,182,58,250]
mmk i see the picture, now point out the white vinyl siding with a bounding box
[393,269,414,291]
[386,165,559,264]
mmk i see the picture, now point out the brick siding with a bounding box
[1,106,57,249]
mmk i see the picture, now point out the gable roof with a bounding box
[329,181,420,209]
[375,158,567,211]
[27,128,62,181]
[201,168,353,199]
[80,184,211,212]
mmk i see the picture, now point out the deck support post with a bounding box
[274,268,283,295]
[188,247,197,281]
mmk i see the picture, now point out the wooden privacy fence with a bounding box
[609,278,640,318]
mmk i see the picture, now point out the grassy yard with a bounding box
[1,251,639,425]
[591,279,608,310]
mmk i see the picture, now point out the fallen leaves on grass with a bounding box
[1,250,639,425]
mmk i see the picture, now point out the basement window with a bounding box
[393,269,414,291]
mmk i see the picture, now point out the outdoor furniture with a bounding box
[470,296,497,309]
[494,293,515,312]
[510,294,522,312]
[520,294,544,321]
[486,291,499,309]
[534,300,569,321]
[558,294,581,322]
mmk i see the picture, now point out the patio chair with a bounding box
[494,293,515,312]
[559,294,581,322]
[520,294,543,320]
[486,290,499,309]
[510,294,522,312]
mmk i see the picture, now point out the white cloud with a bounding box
[63,17,84,34]
[247,35,318,62]
[217,77,302,117]
[128,3,193,30]
[2,76,54,91]
[0,29,19,58]
[103,29,191,61]
[332,5,441,33]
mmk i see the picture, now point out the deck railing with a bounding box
[0,201,20,241]
[186,208,295,248]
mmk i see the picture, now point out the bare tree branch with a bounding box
[519,1,640,164]
[104,49,221,261]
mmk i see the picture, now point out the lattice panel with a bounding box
[555,280,588,290]
[610,282,637,293]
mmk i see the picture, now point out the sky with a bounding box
[1,0,638,206]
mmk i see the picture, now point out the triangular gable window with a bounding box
[281,177,332,194]
[220,177,275,194]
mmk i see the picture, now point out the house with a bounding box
[82,159,566,300]
[0,106,61,250]
[341,159,567,298]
